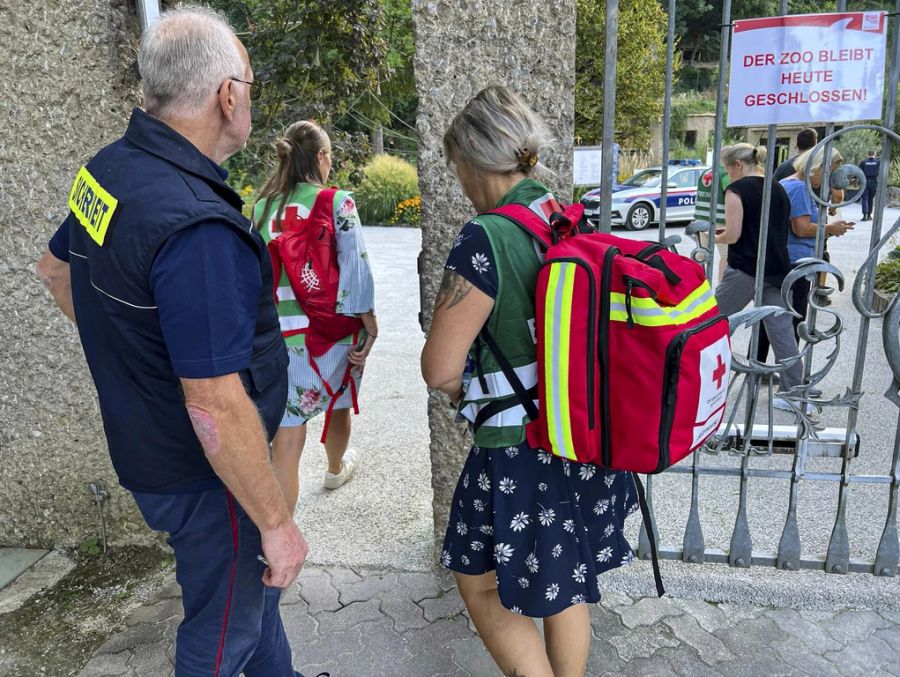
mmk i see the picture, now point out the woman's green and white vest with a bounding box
[458,210,544,448]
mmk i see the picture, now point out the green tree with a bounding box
[208,0,390,183]
[576,0,678,148]
[379,0,417,131]
[340,0,419,162]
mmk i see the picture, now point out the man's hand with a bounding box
[260,519,309,588]
[182,374,303,581]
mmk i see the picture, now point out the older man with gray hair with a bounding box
[36,7,318,676]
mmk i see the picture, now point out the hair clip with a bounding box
[516,147,538,170]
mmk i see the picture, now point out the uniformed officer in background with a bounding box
[36,7,316,677]
[860,149,881,221]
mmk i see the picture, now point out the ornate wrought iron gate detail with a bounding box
[596,0,900,576]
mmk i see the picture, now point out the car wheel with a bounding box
[625,202,653,231]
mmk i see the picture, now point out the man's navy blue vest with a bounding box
[65,109,288,493]
[861,157,880,184]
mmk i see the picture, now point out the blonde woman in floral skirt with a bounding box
[255,121,377,510]
[422,86,636,677]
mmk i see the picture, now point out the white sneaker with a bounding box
[772,397,813,415]
[324,449,360,490]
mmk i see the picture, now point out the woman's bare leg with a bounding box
[455,571,554,677]
[323,408,352,475]
[544,603,590,677]
[270,424,307,513]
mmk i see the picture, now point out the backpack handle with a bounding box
[548,212,569,245]
[487,202,588,248]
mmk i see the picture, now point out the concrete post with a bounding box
[0,1,148,547]
[412,0,577,553]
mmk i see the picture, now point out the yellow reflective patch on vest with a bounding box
[68,166,118,246]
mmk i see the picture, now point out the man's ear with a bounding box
[218,80,237,122]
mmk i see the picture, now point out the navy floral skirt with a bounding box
[441,441,638,618]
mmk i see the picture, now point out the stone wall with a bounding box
[650,113,716,161]
[0,1,148,547]
[412,0,577,552]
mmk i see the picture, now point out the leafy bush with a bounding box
[667,139,706,163]
[617,150,660,182]
[573,186,594,202]
[835,129,880,166]
[239,184,257,220]
[390,195,421,226]
[875,253,900,295]
[675,66,719,94]
[889,158,900,189]
[353,154,419,225]
[332,157,366,194]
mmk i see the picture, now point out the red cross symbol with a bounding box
[712,354,727,389]
[274,205,305,234]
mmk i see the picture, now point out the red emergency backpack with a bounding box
[481,202,731,471]
[477,202,732,596]
[267,188,363,357]
[266,188,363,442]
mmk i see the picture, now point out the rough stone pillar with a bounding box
[0,1,148,547]
[412,0,577,554]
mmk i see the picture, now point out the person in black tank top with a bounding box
[713,143,803,398]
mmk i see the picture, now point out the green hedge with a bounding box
[876,253,900,295]
[353,155,419,225]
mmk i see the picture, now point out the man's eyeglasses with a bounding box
[217,77,257,94]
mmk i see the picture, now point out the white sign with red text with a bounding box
[728,12,887,127]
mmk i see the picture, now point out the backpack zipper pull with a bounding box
[625,278,636,329]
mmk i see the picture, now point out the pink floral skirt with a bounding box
[281,343,362,427]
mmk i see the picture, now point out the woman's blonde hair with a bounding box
[443,85,553,176]
[792,146,844,180]
[720,143,767,170]
[254,120,330,230]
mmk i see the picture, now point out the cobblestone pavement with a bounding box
[79,564,900,677]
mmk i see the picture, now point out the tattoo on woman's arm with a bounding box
[435,269,472,310]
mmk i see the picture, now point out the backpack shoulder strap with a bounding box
[310,187,339,224]
[485,204,554,248]
[479,327,539,422]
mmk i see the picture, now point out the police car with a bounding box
[581,160,708,231]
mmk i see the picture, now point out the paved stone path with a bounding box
[80,564,900,677]
[71,206,900,674]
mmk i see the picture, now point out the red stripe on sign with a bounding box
[213,492,240,677]
[733,12,884,34]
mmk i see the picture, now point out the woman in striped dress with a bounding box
[254,121,377,509]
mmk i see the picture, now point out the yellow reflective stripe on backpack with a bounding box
[544,262,577,460]
[610,280,716,327]
[68,166,118,246]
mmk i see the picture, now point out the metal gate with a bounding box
[595,0,900,576]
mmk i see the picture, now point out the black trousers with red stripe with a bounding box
[133,487,296,677]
